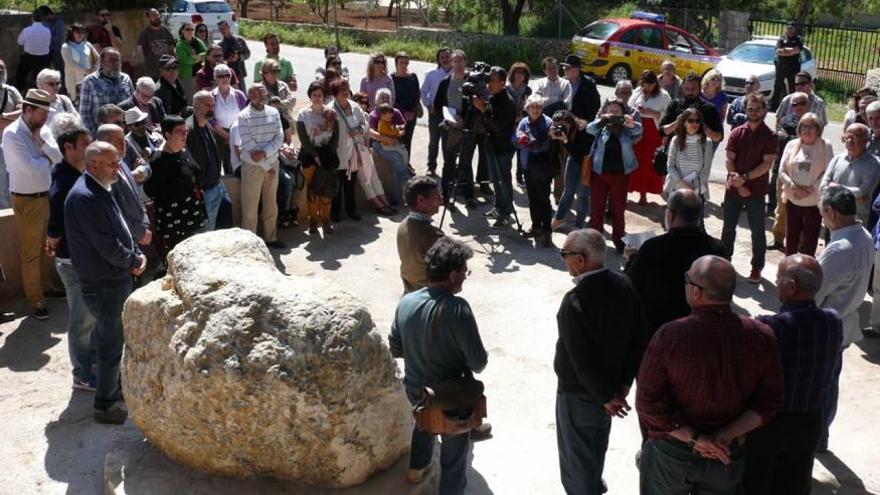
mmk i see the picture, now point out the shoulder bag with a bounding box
[412,300,487,436]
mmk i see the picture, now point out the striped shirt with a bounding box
[237,104,283,171]
[757,301,842,413]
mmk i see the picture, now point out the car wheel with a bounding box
[607,64,632,84]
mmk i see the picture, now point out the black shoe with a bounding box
[471,422,492,441]
[493,216,511,227]
[32,305,50,321]
[479,184,494,196]
[863,326,880,339]
[465,199,478,210]
[523,228,543,238]
[376,206,395,217]
[348,211,362,221]
[0,311,15,323]
[266,240,287,249]
[541,232,554,248]
[766,241,784,252]
[94,402,128,425]
[331,214,342,223]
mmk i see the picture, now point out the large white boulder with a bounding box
[121,228,411,487]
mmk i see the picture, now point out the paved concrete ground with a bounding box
[0,44,876,494]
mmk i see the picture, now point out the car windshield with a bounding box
[195,1,232,13]
[171,0,188,12]
[727,44,775,64]
[578,21,619,40]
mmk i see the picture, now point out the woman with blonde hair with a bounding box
[700,69,728,124]
[777,112,832,255]
[36,69,77,126]
[515,94,555,247]
[359,52,394,107]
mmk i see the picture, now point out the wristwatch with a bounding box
[742,172,750,181]
[687,431,699,448]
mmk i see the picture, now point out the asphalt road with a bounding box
[244,39,847,184]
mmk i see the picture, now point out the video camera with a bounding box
[459,61,492,100]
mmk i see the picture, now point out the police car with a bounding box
[571,11,721,83]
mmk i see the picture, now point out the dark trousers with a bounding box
[402,118,416,160]
[475,134,489,185]
[589,172,628,244]
[525,159,553,232]
[721,192,767,270]
[427,112,446,172]
[410,426,470,495]
[81,278,133,410]
[771,62,800,110]
[556,391,611,495]
[331,169,358,219]
[442,128,476,201]
[640,438,744,495]
[485,146,514,216]
[821,349,844,449]
[743,410,822,495]
[15,53,51,91]
[277,166,297,223]
[785,201,821,256]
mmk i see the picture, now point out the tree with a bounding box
[499,0,528,35]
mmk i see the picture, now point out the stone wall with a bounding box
[867,68,880,93]
[717,11,751,54]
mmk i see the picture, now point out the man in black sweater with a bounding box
[473,66,517,227]
[555,228,646,495]
[659,72,723,145]
[626,189,726,338]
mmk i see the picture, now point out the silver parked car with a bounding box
[716,37,818,101]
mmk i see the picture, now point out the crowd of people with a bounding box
[2,7,880,493]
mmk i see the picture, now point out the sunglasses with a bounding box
[684,272,705,290]
[216,74,231,78]
[746,80,759,85]
[795,81,810,86]
[265,69,281,74]
[375,60,387,65]
[792,101,807,106]
[184,28,194,31]
[686,119,700,124]
[559,249,586,259]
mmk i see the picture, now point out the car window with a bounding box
[619,28,637,44]
[171,0,188,13]
[665,29,692,54]
[800,47,812,63]
[684,34,709,55]
[635,28,663,49]
[195,1,232,13]
[578,21,619,40]
[727,43,775,64]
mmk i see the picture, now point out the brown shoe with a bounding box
[747,268,762,284]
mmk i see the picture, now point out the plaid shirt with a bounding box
[757,301,842,414]
[636,305,784,439]
[79,70,134,133]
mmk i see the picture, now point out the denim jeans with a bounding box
[427,112,446,172]
[410,426,470,495]
[202,182,230,231]
[82,278,133,410]
[372,141,412,205]
[640,438,744,495]
[56,258,96,383]
[556,391,611,495]
[485,146,514,216]
[555,155,591,228]
[721,192,767,269]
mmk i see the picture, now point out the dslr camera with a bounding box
[551,124,567,138]
[608,115,625,127]
[460,61,492,100]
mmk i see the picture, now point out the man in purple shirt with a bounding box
[745,254,842,494]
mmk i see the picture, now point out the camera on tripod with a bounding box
[459,61,492,100]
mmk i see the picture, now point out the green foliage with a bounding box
[241,20,362,51]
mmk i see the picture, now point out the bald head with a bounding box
[667,189,702,226]
[85,141,116,166]
[778,254,823,298]
[96,124,125,155]
[689,255,736,303]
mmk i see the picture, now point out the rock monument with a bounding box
[121,229,412,487]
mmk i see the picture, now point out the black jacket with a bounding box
[625,227,727,337]
[554,269,646,402]
[569,74,601,122]
[186,116,225,185]
[483,90,517,154]
[155,77,187,116]
[118,95,166,128]
[660,97,724,141]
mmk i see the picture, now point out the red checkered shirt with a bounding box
[636,305,784,439]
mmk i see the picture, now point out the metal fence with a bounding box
[749,18,880,97]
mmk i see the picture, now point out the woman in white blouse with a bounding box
[210,64,247,174]
[664,108,713,208]
[778,112,833,256]
[628,69,670,204]
[36,69,77,127]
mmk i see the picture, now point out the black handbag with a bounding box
[652,145,668,176]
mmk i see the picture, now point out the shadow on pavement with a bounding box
[855,338,880,365]
[300,215,384,271]
[814,451,879,495]
[0,299,67,373]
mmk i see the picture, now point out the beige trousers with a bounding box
[240,163,279,243]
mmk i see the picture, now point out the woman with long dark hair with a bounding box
[664,108,713,208]
[628,70,670,204]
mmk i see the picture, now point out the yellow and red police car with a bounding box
[571,11,721,83]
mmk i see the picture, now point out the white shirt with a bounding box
[1,117,62,193]
[421,66,451,107]
[534,77,571,109]
[212,88,242,129]
[228,122,241,171]
[628,87,671,128]
[18,22,51,56]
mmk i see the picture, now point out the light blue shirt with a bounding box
[420,66,450,108]
[815,222,874,346]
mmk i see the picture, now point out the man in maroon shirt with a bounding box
[721,93,778,284]
[637,255,783,494]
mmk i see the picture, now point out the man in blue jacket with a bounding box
[65,140,146,424]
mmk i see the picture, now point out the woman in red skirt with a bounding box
[627,70,671,204]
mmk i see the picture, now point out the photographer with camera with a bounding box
[472,66,517,227]
[516,95,556,247]
[587,99,643,253]
[550,110,593,231]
